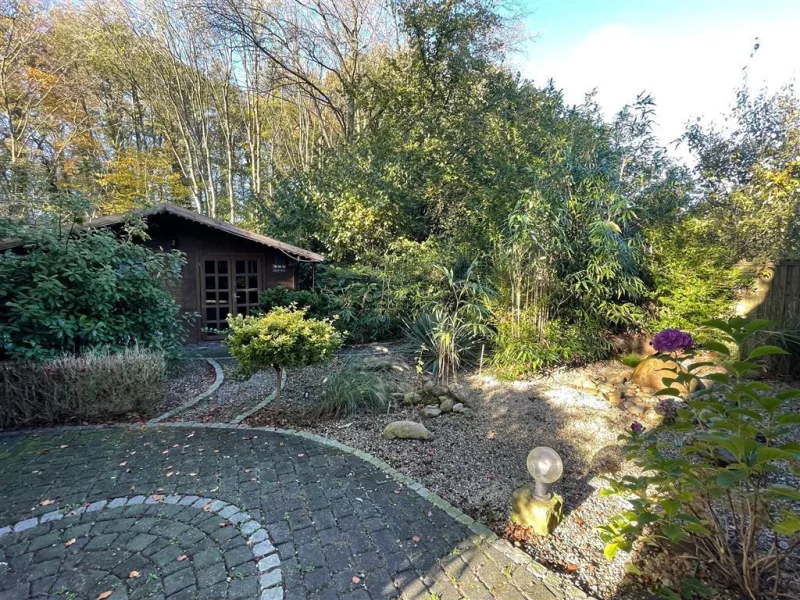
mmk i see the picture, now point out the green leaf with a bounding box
[661,523,684,543]
[745,318,773,334]
[747,345,790,360]
[702,341,730,356]
[603,542,620,560]
[655,387,682,397]
[777,413,800,425]
[754,447,796,465]
[703,373,730,385]
[777,389,800,400]
[702,319,734,335]
[756,396,782,412]
[716,469,749,486]
[772,511,800,536]
[766,486,800,501]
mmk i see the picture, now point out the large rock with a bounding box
[632,358,697,397]
[383,421,432,441]
[440,398,455,413]
[424,405,442,417]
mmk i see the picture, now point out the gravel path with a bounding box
[160,360,216,414]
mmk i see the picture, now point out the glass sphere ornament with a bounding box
[526,447,563,499]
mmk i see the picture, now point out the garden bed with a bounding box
[241,355,661,599]
[159,359,217,414]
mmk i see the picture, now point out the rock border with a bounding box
[148,358,225,425]
[0,492,283,600]
[157,421,592,600]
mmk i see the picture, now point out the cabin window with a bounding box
[273,253,287,273]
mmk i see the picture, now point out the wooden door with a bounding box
[200,256,263,338]
[232,257,262,317]
[201,258,232,336]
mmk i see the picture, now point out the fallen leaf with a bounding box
[162,450,169,455]
[129,570,140,579]
[188,472,197,477]
[177,554,188,561]
[244,468,252,473]
[352,576,361,584]
[412,536,421,543]
[393,490,401,495]
[219,521,229,528]
[40,499,55,506]
[486,431,496,439]
[567,564,579,572]
[97,592,112,600]
[119,462,127,467]
[60,445,68,449]
[166,472,174,477]
[203,504,212,511]
[297,453,305,457]
[65,538,76,547]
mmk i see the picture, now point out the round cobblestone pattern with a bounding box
[0,426,557,600]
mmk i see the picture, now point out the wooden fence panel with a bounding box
[737,261,800,325]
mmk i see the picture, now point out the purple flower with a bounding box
[651,329,695,353]
[631,421,644,434]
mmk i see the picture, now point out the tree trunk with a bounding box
[274,366,283,404]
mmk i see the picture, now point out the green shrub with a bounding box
[404,308,482,383]
[599,317,800,599]
[619,353,642,368]
[259,285,328,317]
[645,217,750,337]
[0,347,165,428]
[490,312,608,378]
[316,363,388,417]
[224,306,342,403]
[0,226,190,362]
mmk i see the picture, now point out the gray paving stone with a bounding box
[260,567,283,589]
[0,426,563,600]
[13,519,38,533]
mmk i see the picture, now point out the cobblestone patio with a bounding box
[0,425,565,600]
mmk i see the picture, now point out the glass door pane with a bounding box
[202,258,232,334]
[234,258,260,317]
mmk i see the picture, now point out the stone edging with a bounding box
[230,369,288,425]
[148,358,225,425]
[0,493,283,600]
[156,421,592,600]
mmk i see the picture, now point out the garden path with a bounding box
[0,424,568,600]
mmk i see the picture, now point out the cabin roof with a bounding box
[0,203,325,262]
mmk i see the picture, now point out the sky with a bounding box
[516,0,800,158]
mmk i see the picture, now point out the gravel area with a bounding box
[242,352,651,598]
[158,359,216,414]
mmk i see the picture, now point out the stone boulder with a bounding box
[424,405,442,417]
[632,358,696,397]
[383,421,433,441]
[402,391,422,405]
[440,398,455,413]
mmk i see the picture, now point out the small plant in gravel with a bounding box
[316,363,388,418]
[599,318,800,600]
[224,306,343,404]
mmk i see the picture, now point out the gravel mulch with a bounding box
[243,354,653,598]
[159,359,216,414]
